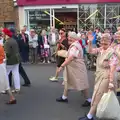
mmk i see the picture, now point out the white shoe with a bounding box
[1,91,7,94]
[43,61,45,63]
[62,81,64,85]
[47,61,50,63]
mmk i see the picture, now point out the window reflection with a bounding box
[29,9,50,30]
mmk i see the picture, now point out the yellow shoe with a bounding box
[49,77,58,81]
[116,88,120,92]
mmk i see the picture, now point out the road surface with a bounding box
[0,64,109,120]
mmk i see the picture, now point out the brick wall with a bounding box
[0,0,19,29]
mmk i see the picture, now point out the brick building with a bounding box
[0,0,19,29]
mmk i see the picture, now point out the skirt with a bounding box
[56,56,65,67]
[0,63,9,92]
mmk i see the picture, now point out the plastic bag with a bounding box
[96,91,120,120]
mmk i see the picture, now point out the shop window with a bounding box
[4,22,15,29]
[29,9,50,30]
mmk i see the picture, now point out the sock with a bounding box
[86,98,92,103]
[87,113,93,119]
[62,95,67,100]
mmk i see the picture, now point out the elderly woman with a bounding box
[79,33,118,120]
[112,31,120,96]
[0,44,16,104]
[56,32,91,107]
[41,29,50,63]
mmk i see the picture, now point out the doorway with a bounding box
[54,8,77,31]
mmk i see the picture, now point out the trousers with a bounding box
[9,63,31,86]
[30,47,38,63]
[6,64,20,90]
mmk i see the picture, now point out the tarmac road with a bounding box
[0,64,107,120]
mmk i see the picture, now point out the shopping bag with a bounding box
[96,91,120,120]
[57,50,68,58]
[44,44,50,49]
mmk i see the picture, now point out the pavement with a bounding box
[0,64,114,120]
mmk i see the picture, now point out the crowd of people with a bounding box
[16,26,59,64]
[0,25,120,120]
[48,27,120,120]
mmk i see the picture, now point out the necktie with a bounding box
[22,34,26,43]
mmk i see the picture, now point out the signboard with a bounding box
[17,0,120,6]
[29,10,50,21]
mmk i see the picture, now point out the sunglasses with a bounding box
[59,32,64,35]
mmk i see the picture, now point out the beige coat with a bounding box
[91,48,116,106]
[63,41,89,91]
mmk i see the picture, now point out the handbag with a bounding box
[57,50,68,58]
[96,91,120,120]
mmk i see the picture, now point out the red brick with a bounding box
[0,0,19,29]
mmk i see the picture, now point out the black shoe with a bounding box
[22,84,31,87]
[82,100,91,107]
[56,97,68,103]
[79,116,94,120]
[117,92,120,96]
[6,99,17,105]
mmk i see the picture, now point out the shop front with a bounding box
[21,5,78,31]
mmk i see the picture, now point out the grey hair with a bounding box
[101,33,111,40]
[68,32,79,40]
